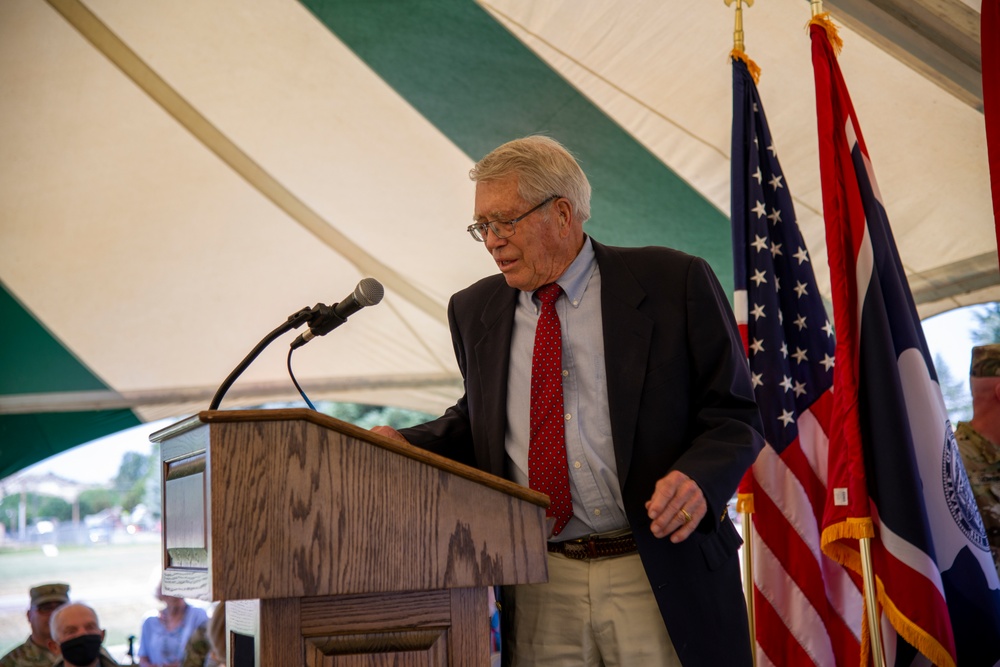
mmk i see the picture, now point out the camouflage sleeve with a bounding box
[180,624,210,667]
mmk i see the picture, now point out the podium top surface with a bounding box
[151,408,547,508]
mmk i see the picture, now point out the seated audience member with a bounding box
[138,584,208,667]
[48,603,119,667]
[0,582,70,667]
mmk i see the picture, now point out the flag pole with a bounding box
[741,511,756,666]
[724,0,754,52]
[808,6,887,664]
[860,538,887,667]
[725,2,757,662]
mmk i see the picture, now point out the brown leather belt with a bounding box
[547,532,638,560]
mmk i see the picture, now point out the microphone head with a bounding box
[354,277,385,307]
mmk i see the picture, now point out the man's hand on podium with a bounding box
[371,425,409,443]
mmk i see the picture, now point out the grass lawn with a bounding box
[0,537,163,661]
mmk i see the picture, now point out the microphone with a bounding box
[290,278,385,349]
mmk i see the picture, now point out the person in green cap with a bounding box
[955,342,1000,577]
[0,583,70,667]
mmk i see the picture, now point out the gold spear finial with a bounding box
[724,0,754,52]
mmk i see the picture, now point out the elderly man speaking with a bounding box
[374,135,764,667]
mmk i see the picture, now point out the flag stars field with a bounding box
[731,54,855,660]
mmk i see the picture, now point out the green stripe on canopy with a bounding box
[0,284,139,478]
[300,0,733,287]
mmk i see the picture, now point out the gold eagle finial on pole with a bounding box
[724,0,754,52]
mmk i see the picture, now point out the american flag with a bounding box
[730,56,863,666]
[811,20,1000,666]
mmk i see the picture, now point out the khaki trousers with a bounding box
[509,551,682,666]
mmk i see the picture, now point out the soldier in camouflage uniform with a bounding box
[179,618,220,667]
[955,343,1000,578]
[0,583,70,667]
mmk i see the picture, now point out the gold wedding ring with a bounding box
[678,508,692,524]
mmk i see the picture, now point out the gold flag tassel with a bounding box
[807,10,844,56]
[726,0,761,83]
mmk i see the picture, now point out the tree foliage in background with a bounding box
[143,443,161,520]
[971,303,1000,345]
[936,353,972,425]
[0,492,72,532]
[115,450,151,513]
[78,488,117,517]
[321,402,434,430]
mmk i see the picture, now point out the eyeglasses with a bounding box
[467,195,560,242]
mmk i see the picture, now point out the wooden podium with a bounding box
[150,409,549,666]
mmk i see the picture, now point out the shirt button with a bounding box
[562,369,569,377]
[594,509,602,516]
[573,461,582,469]
[565,413,571,421]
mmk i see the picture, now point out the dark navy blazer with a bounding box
[401,239,764,667]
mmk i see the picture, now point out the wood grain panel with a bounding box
[154,411,547,665]
[447,588,488,667]
[202,415,547,600]
[300,591,451,634]
[259,597,302,666]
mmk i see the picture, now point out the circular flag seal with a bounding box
[942,421,989,552]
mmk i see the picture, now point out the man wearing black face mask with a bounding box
[47,604,119,667]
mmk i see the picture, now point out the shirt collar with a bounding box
[524,235,597,310]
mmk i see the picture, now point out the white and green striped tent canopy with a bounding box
[1,0,994,478]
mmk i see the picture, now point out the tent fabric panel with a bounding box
[302,0,736,288]
[0,285,114,395]
[0,0,467,402]
[0,283,142,479]
[482,0,995,317]
[0,411,140,481]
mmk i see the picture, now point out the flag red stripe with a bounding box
[754,582,819,666]
[753,474,860,665]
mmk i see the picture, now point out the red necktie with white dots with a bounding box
[529,283,572,536]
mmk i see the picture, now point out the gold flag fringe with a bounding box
[822,517,958,667]
[736,491,755,514]
[807,13,844,56]
[730,48,761,84]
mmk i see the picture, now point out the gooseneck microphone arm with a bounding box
[208,306,314,411]
[207,278,385,411]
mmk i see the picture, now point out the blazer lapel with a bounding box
[473,280,518,477]
[593,241,653,487]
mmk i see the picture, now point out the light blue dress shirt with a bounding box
[504,236,629,540]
